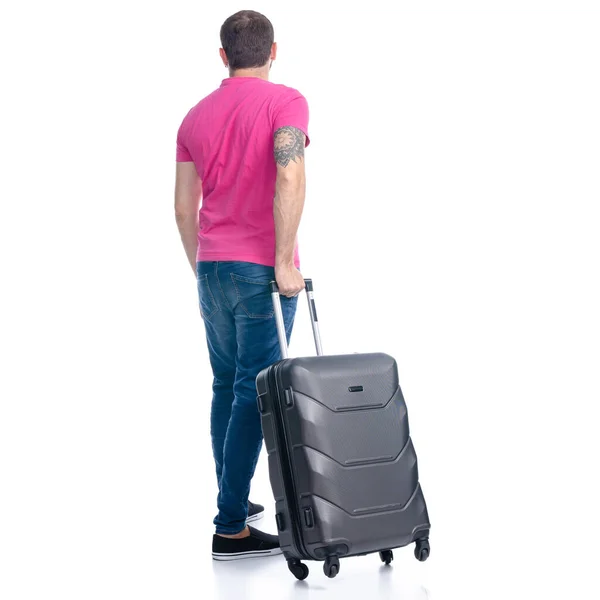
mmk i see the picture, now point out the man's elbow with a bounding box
[276,171,306,193]
[174,201,199,221]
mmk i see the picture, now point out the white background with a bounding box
[1,1,599,599]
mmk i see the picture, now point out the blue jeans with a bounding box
[196,261,298,534]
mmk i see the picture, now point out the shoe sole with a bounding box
[246,510,264,524]
[212,547,283,561]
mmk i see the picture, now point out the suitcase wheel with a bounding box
[414,537,430,562]
[379,550,394,565]
[323,556,340,578]
[288,559,309,581]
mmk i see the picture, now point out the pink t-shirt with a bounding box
[176,77,310,267]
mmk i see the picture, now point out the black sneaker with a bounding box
[247,500,264,523]
[212,526,282,561]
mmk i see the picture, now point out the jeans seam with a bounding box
[198,274,219,319]
[214,261,233,311]
[230,273,273,285]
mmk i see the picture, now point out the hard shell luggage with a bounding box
[256,280,431,580]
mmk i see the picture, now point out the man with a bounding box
[174,10,309,561]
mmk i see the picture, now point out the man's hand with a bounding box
[275,264,305,297]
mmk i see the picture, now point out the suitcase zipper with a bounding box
[270,362,311,560]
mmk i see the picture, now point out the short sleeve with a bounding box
[273,92,310,147]
[176,121,192,162]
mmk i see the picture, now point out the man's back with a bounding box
[176,77,309,268]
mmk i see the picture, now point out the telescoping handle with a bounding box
[270,279,323,359]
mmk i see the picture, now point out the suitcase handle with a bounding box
[270,279,323,359]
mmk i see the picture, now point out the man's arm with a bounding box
[174,162,202,276]
[273,126,307,297]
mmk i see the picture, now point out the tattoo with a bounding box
[274,126,305,167]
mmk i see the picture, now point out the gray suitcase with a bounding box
[256,280,430,580]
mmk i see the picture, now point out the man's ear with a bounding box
[270,42,277,61]
[219,48,228,67]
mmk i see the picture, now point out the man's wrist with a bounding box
[275,259,295,269]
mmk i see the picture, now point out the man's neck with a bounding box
[229,66,270,81]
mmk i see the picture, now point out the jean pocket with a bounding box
[230,273,274,319]
[197,274,218,320]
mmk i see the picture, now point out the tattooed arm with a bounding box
[273,126,307,297]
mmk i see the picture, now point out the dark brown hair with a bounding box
[220,10,274,70]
